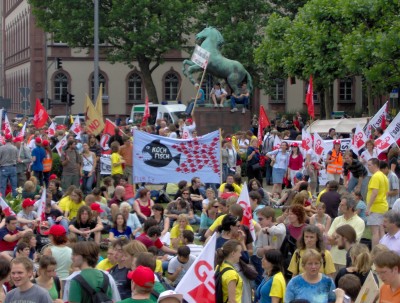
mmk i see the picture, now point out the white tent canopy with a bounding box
[309,118,369,134]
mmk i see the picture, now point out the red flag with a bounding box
[100,119,118,152]
[0,196,15,216]
[258,105,270,145]
[140,96,150,127]
[33,99,49,128]
[306,75,315,119]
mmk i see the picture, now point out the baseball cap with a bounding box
[295,172,304,180]
[22,198,35,208]
[290,142,299,147]
[42,140,49,147]
[127,266,155,288]
[13,137,22,143]
[90,203,104,213]
[186,118,193,124]
[49,174,58,181]
[35,137,42,144]
[333,139,340,145]
[157,290,183,303]
[5,134,12,141]
[48,225,67,237]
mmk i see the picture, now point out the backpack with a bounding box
[215,267,236,303]
[73,271,112,303]
[280,228,297,280]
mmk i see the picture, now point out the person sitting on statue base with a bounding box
[230,82,250,114]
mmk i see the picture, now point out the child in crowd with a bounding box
[354,192,367,223]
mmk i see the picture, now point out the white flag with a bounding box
[368,101,388,129]
[352,124,367,153]
[237,182,256,241]
[301,129,313,151]
[36,188,46,221]
[384,110,400,142]
[3,114,12,137]
[55,135,68,156]
[175,233,217,303]
[69,116,82,135]
[0,196,15,216]
[375,131,396,155]
[313,132,326,159]
[16,123,26,141]
[273,135,281,150]
[47,122,56,138]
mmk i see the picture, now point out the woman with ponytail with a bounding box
[215,239,243,303]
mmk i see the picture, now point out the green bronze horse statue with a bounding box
[182,26,253,95]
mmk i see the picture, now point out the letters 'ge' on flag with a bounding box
[133,130,221,184]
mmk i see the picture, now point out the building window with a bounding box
[91,73,106,100]
[202,74,214,101]
[164,72,179,101]
[128,72,143,103]
[53,72,68,102]
[270,78,285,103]
[339,77,353,102]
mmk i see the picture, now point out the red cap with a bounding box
[42,140,49,147]
[186,118,193,124]
[49,174,58,181]
[127,266,154,287]
[333,139,341,145]
[13,137,22,143]
[291,142,299,147]
[22,198,35,208]
[90,203,104,213]
[225,137,232,142]
[5,134,12,141]
[35,137,42,144]
[48,225,67,237]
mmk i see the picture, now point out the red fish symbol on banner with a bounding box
[187,261,215,303]
[315,139,324,155]
[354,132,365,149]
[376,136,391,150]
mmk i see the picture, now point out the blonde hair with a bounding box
[177,214,189,224]
[23,181,35,193]
[123,240,147,257]
[301,249,322,267]
[350,243,372,275]
[119,202,132,212]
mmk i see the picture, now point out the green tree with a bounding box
[28,0,195,104]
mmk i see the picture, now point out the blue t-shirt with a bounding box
[285,274,336,303]
[110,226,132,239]
[31,147,46,171]
[256,273,285,303]
[356,200,367,222]
[197,88,205,104]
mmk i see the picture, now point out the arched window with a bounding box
[53,72,68,101]
[164,72,179,101]
[90,72,106,100]
[128,72,143,103]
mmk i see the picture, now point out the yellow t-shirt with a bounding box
[66,200,86,220]
[366,171,389,213]
[58,196,72,213]
[217,262,243,303]
[218,183,242,195]
[288,249,336,275]
[269,272,286,299]
[170,225,193,247]
[316,188,327,205]
[95,258,114,271]
[155,259,163,274]
[209,214,257,232]
[111,152,124,175]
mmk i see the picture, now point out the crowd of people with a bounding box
[0,112,397,303]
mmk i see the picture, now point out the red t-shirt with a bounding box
[287,224,307,240]
[0,227,21,251]
[123,184,135,199]
[136,233,163,249]
[288,154,304,170]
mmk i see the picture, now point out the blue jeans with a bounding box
[82,172,94,195]
[231,96,249,108]
[47,217,69,234]
[347,176,369,200]
[0,166,17,197]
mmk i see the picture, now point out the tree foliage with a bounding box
[28,0,195,103]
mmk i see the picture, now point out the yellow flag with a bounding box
[95,83,103,117]
[85,94,105,135]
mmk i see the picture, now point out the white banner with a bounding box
[133,130,221,184]
[100,155,111,175]
[191,45,211,69]
[237,182,255,241]
[368,101,387,129]
[352,124,367,153]
[55,135,68,156]
[385,110,400,141]
[175,233,216,303]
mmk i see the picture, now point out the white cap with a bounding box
[157,290,183,303]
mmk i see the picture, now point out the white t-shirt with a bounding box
[168,255,196,286]
[182,122,196,139]
[210,87,227,98]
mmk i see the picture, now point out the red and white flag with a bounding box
[140,95,150,127]
[16,123,26,141]
[384,110,400,142]
[0,196,15,216]
[365,123,373,139]
[3,114,12,137]
[368,101,388,130]
[301,129,313,151]
[55,135,68,156]
[175,233,217,303]
[305,75,315,119]
[352,124,367,153]
[273,135,282,150]
[375,132,396,155]
[36,188,46,222]
[0,136,5,145]
[69,116,82,136]
[258,105,270,145]
[47,122,56,138]
[313,132,326,159]
[33,99,49,128]
[100,119,118,152]
[237,182,256,241]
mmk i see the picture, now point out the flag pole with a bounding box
[219,128,223,185]
[191,67,207,116]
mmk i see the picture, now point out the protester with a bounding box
[33,256,62,302]
[374,250,400,302]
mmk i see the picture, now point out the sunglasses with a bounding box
[213,205,219,208]
[182,192,189,195]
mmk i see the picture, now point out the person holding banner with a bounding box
[326,140,343,183]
